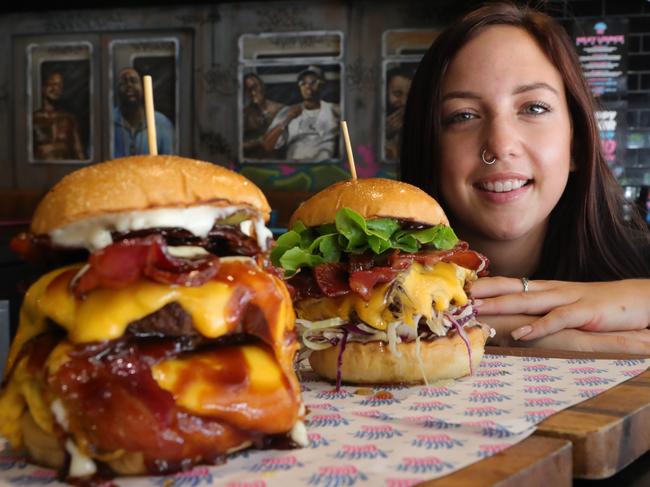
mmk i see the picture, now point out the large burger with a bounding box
[1,155,305,482]
[272,178,492,386]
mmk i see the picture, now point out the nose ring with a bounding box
[481,149,496,165]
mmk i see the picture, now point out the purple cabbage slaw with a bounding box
[335,329,349,391]
[299,304,479,390]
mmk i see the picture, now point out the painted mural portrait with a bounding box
[240,63,342,163]
[242,72,286,159]
[112,66,174,157]
[28,43,92,163]
[383,63,416,162]
[110,39,178,158]
[33,71,85,161]
[264,65,341,161]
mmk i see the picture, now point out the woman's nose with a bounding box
[483,115,520,161]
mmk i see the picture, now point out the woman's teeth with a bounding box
[479,179,527,193]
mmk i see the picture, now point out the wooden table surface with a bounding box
[486,346,650,480]
[419,346,649,486]
[421,435,573,487]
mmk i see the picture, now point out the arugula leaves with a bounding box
[271,207,458,275]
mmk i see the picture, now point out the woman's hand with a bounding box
[471,277,650,341]
[479,314,650,354]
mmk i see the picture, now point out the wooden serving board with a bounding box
[420,436,572,487]
[486,346,650,480]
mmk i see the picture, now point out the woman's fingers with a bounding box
[475,288,575,316]
[476,314,538,347]
[470,277,525,298]
[513,303,595,340]
[480,315,650,354]
[510,281,650,340]
[473,279,650,343]
[470,276,557,299]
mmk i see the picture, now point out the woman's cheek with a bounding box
[523,120,572,171]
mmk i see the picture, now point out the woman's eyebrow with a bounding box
[512,82,559,96]
[441,82,559,102]
[441,90,481,102]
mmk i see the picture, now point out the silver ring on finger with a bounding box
[521,277,529,293]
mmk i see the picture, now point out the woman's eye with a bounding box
[523,102,551,115]
[444,111,477,125]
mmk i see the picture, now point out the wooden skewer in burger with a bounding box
[272,121,493,388]
[1,77,306,483]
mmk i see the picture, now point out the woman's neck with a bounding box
[455,223,547,278]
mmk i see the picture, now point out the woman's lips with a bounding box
[473,176,532,203]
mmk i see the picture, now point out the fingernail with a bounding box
[511,326,532,341]
[473,299,483,307]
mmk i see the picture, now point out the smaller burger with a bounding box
[1,155,305,483]
[272,178,493,387]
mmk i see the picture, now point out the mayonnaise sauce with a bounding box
[49,205,272,251]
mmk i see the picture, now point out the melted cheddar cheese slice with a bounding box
[295,261,472,330]
[43,269,236,342]
[6,259,296,376]
[5,265,235,374]
[152,344,297,433]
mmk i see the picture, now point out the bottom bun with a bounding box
[309,323,491,384]
[21,413,65,470]
[20,412,253,477]
[21,411,148,475]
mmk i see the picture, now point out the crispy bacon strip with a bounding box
[289,243,489,301]
[313,263,350,297]
[445,250,490,275]
[47,337,292,474]
[311,264,399,301]
[286,271,322,301]
[349,267,400,301]
[10,223,262,269]
[348,252,379,272]
[389,242,489,274]
[73,235,219,297]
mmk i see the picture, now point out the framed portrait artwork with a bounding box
[26,41,93,163]
[108,38,179,158]
[381,29,439,163]
[382,60,419,163]
[238,32,344,164]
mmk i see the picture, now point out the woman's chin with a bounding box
[481,221,536,242]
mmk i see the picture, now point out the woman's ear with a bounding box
[570,157,577,172]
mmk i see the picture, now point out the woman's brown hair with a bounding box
[400,1,650,280]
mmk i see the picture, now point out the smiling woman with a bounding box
[400,1,650,353]
[438,24,573,279]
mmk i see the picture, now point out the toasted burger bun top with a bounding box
[31,155,271,235]
[289,177,449,228]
